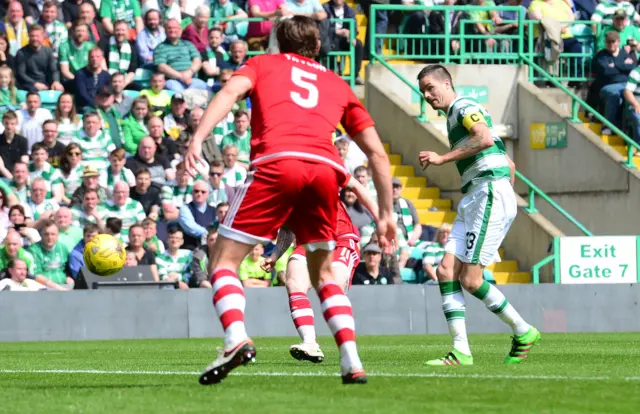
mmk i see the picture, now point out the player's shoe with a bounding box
[425,348,474,366]
[504,326,541,364]
[342,369,368,384]
[289,343,325,363]
[199,339,256,385]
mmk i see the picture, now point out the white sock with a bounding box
[473,281,530,336]
[440,281,471,356]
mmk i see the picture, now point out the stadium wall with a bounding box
[516,81,640,236]
[364,69,560,280]
[2,285,640,342]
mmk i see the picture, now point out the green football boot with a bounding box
[425,348,473,366]
[504,326,541,365]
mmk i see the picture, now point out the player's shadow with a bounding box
[19,384,167,390]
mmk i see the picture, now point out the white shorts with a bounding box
[445,179,517,266]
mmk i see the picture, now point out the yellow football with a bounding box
[83,234,126,277]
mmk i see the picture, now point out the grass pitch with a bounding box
[2,333,639,414]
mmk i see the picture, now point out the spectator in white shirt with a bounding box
[221,144,246,187]
[0,258,46,291]
[17,92,53,151]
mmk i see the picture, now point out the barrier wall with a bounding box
[2,285,639,342]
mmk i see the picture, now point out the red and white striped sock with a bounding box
[317,281,363,375]
[288,292,316,344]
[211,268,248,349]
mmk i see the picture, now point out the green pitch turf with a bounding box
[2,333,640,414]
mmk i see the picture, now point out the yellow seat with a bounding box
[487,261,519,273]
[395,176,426,187]
[493,272,531,284]
[412,198,452,210]
[391,165,414,176]
[417,211,457,225]
[403,187,440,199]
[388,154,402,165]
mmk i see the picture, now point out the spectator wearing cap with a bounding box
[111,72,134,117]
[136,9,166,66]
[75,46,111,110]
[596,8,640,51]
[220,110,251,166]
[39,2,68,58]
[68,223,100,280]
[140,72,172,117]
[17,92,53,150]
[352,243,394,285]
[179,106,222,165]
[42,120,66,168]
[154,19,208,92]
[79,2,109,51]
[105,181,146,243]
[0,258,46,291]
[591,0,640,31]
[91,84,124,149]
[73,111,116,170]
[0,111,29,176]
[163,92,189,139]
[148,116,179,161]
[29,142,64,202]
[70,164,109,206]
[99,0,144,38]
[59,20,96,91]
[15,24,64,92]
[104,20,140,89]
[179,180,216,250]
[590,30,636,135]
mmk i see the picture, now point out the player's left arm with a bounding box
[347,176,379,222]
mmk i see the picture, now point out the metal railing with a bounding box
[181,16,357,89]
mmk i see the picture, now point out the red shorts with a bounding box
[221,159,342,247]
[289,238,361,289]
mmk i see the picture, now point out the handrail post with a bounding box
[625,146,635,168]
[525,187,538,214]
[369,4,377,63]
[517,8,524,66]
[569,98,580,123]
[418,99,427,122]
[444,7,451,63]
[531,254,554,284]
[349,18,355,89]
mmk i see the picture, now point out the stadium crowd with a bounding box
[0,0,546,292]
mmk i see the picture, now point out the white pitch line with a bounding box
[0,369,635,382]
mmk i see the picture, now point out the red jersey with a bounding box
[337,201,360,242]
[233,53,374,178]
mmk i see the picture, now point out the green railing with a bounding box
[369,5,597,83]
[182,16,357,88]
[522,55,640,168]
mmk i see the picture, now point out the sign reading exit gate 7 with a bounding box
[559,236,638,284]
[530,122,568,149]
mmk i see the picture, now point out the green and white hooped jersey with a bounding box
[446,96,510,194]
[592,1,637,26]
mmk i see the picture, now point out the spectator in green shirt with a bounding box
[597,11,640,51]
[238,243,272,288]
[99,0,144,38]
[54,206,83,250]
[59,21,96,90]
[154,19,208,92]
[220,110,251,166]
[28,220,73,287]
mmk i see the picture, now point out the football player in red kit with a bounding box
[185,16,395,386]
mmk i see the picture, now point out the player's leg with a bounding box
[200,163,295,385]
[288,164,366,384]
[459,180,540,364]
[331,239,360,292]
[285,251,325,363]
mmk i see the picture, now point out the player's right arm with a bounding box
[262,227,295,272]
[185,64,255,176]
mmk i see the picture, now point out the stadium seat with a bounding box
[123,90,140,99]
[38,90,62,110]
[135,68,153,88]
[16,89,28,103]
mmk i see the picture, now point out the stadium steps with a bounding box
[383,142,531,284]
[579,112,640,168]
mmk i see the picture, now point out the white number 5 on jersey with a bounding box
[290,67,319,109]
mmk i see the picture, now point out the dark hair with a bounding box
[416,64,455,91]
[60,143,82,175]
[135,167,151,178]
[210,160,224,169]
[31,142,48,154]
[276,15,319,59]
[340,186,365,213]
[353,165,368,176]
[208,26,223,36]
[40,219,57,233]
[234,110,249,120]
[0,186,7,209]
[168,226,183,236]
[106,217,123,234]
[2,110,17,122]
[28,23,45,33]
[7,258,26,270]
[111,71,125,81]
[42,119,58,129]
[84,223,100,235]
[216,202,230,210]
[26,91,40,100]
[8,204,25,219]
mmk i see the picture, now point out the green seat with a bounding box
[38,90,62,110]
[135,68,153,88]
[400,268,417,284]
[182,17,192,29]
[16,89,28,103]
